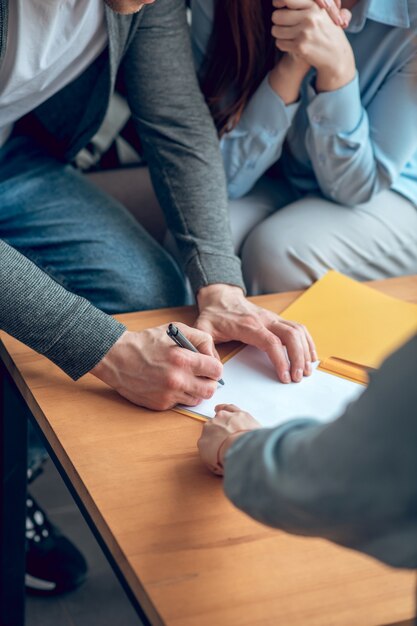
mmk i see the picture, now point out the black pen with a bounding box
[166,323,225,386]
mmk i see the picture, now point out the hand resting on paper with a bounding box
[197,404,261,476]
[195,284,317,385]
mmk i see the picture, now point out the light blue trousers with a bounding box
[227,176,417,294]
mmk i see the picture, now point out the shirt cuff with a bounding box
[186,251,246,295]
[306,71,362,133]
[223,419,319,510]
[239,75,300,136]
[44,303,126,381]
[224,418,319,466]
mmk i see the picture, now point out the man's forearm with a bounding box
[123,0,245,294]
[0,240,125,379]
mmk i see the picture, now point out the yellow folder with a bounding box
[281,271,417,383]
[175,272,417,422]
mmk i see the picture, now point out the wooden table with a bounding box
[1,276,416,626]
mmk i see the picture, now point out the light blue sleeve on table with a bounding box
[305,60,417,206]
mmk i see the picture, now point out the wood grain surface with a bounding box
[1,275,416,626]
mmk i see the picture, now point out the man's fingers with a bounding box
[279,321,314,375]
[178,376,218,403]
[170,350,223,385]
[190,353,223,382]
[165,351,221,398]
[281,320,317,362]
[181,392,204,407]
[231,318,304,383]
[175,322,218,359]
[284,323,311,377]
[302,325,318,362]
[270,323,306,382]
[240,325,293,383]
[188,379,218,401]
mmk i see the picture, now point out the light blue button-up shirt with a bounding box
[192,0,417,205]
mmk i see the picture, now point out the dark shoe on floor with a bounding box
[25,492,88,595]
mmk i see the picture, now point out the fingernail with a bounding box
[305,361,312,375]
[282,371,291,384]
[312,350,319,362]
[295,368,303,382]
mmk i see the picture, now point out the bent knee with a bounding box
[241,227,321,294]
[91,260,187,314]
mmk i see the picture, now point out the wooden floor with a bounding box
[26,461,142,626]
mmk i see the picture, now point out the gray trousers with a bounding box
[229,177,417,294]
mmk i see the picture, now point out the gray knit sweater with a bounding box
[0,0,244,379]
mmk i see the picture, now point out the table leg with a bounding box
[0,361,27,626]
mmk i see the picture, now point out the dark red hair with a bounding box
[200,0,278,136]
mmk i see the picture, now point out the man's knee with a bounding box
[90,258,188,314]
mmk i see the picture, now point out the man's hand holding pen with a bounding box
[91,323,222,410]
[195,284,316,384]
[92,283,316,411]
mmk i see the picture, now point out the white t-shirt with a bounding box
[0,0,108,147]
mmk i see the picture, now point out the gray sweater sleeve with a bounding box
[122,0,245,294]
[224,334,417,568]
[0,240,126,380]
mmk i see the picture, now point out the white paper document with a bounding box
[180,346,365,427]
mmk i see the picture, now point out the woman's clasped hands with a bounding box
[271,0,356,92]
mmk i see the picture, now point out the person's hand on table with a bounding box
[195,284,317,384]
[90,322,223,410]
[272,0,356,92]
[198,404,261,476]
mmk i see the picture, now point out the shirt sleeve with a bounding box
[123,0,244,294]
[220,78,300,199]
[305,56,417,206]
[0,240,126,380]
[223,334,417,568]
